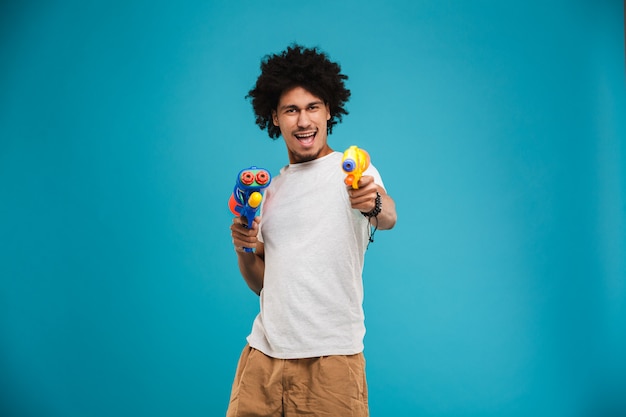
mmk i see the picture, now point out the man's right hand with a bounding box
[231,216,261,253]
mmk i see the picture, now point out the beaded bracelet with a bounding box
[361,192,382,218]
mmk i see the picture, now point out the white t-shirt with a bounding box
[246,151,385,359]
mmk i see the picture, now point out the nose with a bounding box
[297,110,311,128]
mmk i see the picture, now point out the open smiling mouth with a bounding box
[294,131,316,146]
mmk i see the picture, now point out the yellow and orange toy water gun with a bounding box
[228,166,271,252]
[341,145,370,189]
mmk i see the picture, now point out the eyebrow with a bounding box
[278,101,325,111]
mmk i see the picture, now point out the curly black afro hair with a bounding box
[247,44,351,139]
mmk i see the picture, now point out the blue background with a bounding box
[1,1,625,416]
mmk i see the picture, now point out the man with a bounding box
[227,44,397,417]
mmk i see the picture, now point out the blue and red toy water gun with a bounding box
[228,166,271,252]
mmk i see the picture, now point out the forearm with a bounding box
[237,251,265,295]
[371,189,397,230]
[349,177,397,230]
[231,216,265,294]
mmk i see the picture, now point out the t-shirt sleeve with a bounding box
[364,163,386,191]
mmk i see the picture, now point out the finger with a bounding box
[234,243,255,252]
[234,242,255,253]
[232,234,258,250]
[232,224,257,240]
[232,216,257,230]
[230,220,246,234]
[350,187,377,202]
[349,190,378,211]
[251,216,261,228]
[357,175,374,188]
[351,181,376,197]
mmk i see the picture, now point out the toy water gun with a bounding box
[342,145,370,189]
[228,166,271,252]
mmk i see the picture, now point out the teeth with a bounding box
[295,132,315,139]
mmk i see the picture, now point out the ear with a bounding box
[326,103,331,121]
[272,110,279,126]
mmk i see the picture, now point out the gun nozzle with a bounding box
[256,171,269,185]
[342,160,356,172]
[240,171,255,185]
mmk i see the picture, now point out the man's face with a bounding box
[272,86,332,164]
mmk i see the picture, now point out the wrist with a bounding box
[361,192,382,218]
